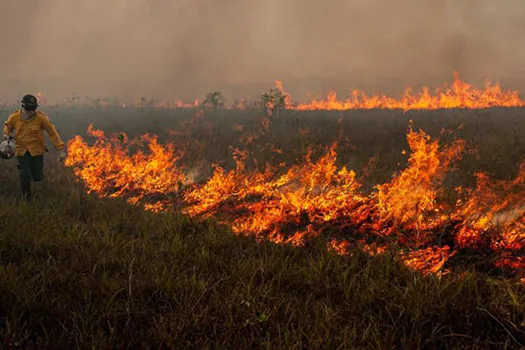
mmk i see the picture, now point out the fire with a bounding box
[65,120,525,280]
[139,72,523,111]
[454,164,525,251]
[400,246,455,277]
[65,125,186,209]
[10,72,524,111]
[35,92,47,106]
[156,98,200,109]
[373,125,465,237]
[292,72,525,111]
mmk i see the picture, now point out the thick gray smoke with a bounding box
[1,0,525,103]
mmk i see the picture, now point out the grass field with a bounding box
[0,105,524,348]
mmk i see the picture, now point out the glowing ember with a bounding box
[400,246,455,277]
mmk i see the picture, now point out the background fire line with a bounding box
[63,82,524,281]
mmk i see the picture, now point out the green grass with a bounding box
[0,107,524,348]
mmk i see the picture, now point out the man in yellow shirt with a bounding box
[3,94,66,200]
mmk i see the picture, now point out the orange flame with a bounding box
[65,125,186,209]
[65,123,524,279]
[372,125,465,237]
[12,72,525,111]
[292,72,525,111]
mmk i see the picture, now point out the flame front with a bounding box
[65,125,186,211]
[17,72,525,111]
[292,73,525,111]
[373,126,466,237]
[65,121,525,280]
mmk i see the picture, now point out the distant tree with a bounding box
[260,87,289,118]
[203,91,225,116]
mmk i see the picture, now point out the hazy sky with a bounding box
[1,0,525,102]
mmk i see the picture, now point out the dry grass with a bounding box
[0,106,524,349]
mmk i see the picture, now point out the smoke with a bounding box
[1,0,525,103]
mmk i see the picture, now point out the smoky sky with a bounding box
[1,0,525,103]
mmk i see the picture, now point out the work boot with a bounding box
[20,179,32,201]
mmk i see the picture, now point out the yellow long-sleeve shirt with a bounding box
[3,110,65,157]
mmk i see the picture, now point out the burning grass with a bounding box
[292,72,525,111]
[65,119,525,281]
[1,104,524,348]
[9,72,525,111]
[0,157,524,348]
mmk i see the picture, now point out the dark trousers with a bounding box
[16,152,44,199]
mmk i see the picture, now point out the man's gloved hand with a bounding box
[58,149,67,162]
